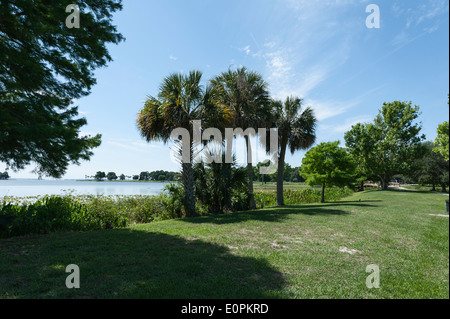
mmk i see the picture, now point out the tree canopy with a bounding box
[409,141,449,192]
[0,0,124,177]
[345,101,425,190]
[434,121,449,162]
[300,141,356,203]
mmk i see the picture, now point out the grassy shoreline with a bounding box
[75,180,174,183]
[0,187,354,238]
[0,189,448,299]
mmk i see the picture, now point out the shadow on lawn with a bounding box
[0,229,286,299]
[182,200,380,225]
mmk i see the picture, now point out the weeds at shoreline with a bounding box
[0,187,353,239]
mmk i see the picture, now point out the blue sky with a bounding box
[11,0,450,179]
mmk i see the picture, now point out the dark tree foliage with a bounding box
[0,0,124,177]
[409,141,449,192]
[106,172,118,181]
[94,171,105,181]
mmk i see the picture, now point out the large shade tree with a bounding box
[434,96,449,161]
[211,67,272,210]
[344,101,426,190]
[434,121,449,162]
[409,141,449,192]
[344,122,377,191]
[0,0,124,177]
[271,97,316,206]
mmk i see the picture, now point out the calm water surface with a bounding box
[0,179,170,198]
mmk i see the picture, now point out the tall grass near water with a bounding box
[0,187,353,238]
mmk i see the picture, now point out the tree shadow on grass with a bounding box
[0,229,286,299]
[181,200,380,225]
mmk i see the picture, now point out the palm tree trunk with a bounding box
[247,162,256,209]
[182,162,196,217]
[244,136,256,210]
[276,141,287,206]
[224,163,233,212]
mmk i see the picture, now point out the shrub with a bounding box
[0,196,87,238]
[254,187,353,209]
[0,194,178,238]
[0,187,353,239]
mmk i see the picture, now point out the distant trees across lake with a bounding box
[87,166,308,183]
[89,170,180,182]
[0,172,10,180]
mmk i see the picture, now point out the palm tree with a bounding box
[211,67,272,210]
[137,71,205,217]
[272,97,317,206]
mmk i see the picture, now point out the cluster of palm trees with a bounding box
[137,67,317,217]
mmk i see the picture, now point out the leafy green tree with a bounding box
[371,101,426,190]
[434,121,449,161]
[119,174,126,181]
[344,123,377,191]
[271,97,317,206]
[107,172,118,181]
[211,67,272,210]
[149,170,178,182]
[290,167,304,182]
[345,101,425,190]
[94,171,106,181]
[254,161,272,183]
[0,0,123,178]
[132,175,139,181]
[139,171,150,181]
[255,161,295,183]
[409,142,449,192]
[300,141,356,203]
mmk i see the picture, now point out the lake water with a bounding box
[0,179,170,198]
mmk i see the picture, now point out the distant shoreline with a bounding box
[76,180,176,183]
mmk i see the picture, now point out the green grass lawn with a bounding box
[0,189,448,299]
[254,182,314,193]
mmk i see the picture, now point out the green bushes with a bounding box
[0,196,85,238]
[0,192,178,239]
[0,185,353,239]
[254,188,354,208]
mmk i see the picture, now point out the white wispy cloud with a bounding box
[305,85,384,122]
[169,55,178,61]
[239,45,251,55]
[319,115,374,134]
[246,0,357,106]
[306,99,361,122]
[107,139,163,154]
[393,0,448,46]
